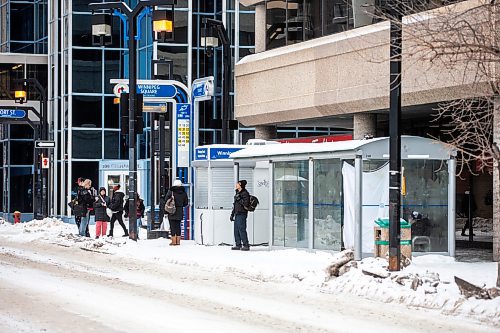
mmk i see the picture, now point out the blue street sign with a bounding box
[192,77,214,101]
[195,148,208,160]
[0,109,27,119]
[137,84,177,98]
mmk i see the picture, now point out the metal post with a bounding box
[448,157,456,257]
[354,154,363,260]
[388,5,402,271]
[468,176,474,242]
[128,14,138,241]
[150,112,156,230]
[222,39,230,144]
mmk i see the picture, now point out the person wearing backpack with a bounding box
[107,184,128,237]
[230,180,251,251]
[165,179,189,246]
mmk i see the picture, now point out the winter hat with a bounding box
[238,180,247,188]
[99,187,107,194]
[173,179,182,187]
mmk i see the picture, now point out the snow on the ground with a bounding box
[1,218,499,325]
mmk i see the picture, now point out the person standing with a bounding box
[230,180,250,251]
[165,180,189,246]
[78,179,95,237]
[124,193,145,239]
[93,187,110,239]
[108,185,128,237]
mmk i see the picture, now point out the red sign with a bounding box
[42,157,50,169]
[277,134,352,144]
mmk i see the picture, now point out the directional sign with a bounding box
[0,109,27,119]
[192,77,214,101]
[113,83,177,99]
[35,141,56,149]
[41,157,50,169]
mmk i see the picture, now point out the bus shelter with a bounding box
[230,136,457,257]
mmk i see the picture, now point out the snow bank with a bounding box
[1,218,499,326]
[323,255,500,325]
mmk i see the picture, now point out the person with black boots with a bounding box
[108,184,128,237]
[166,180,189,246]
[230,180,250,251]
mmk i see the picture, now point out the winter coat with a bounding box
[109,191,125,212]
[124,198,145,218]
[94,194,111,222]
[231,188,250,217]
[77,186,94,210]
[166,186,189,221]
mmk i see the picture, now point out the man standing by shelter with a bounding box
[230,180,250,251]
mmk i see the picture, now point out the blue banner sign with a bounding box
[137,84,176,98]
[0,109,27,119]
[209,147,243,160]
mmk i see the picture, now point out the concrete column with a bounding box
[353,113,377,140]
[255,125,277,140]
[255,4,266,53]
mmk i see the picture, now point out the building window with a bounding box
[73,130,103,159]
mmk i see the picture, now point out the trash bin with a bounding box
[374,218,412,259]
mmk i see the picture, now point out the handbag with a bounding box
[165,195,176,215]
[100,196,113,219]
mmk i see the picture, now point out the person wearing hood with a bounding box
[93,187,111,239]
[108,184,128,237]
[230,180,251,251]
[166,179,189,246]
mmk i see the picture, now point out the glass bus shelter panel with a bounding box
[313,159,342,251]
[273,161,309,248]
[402,160,449,253]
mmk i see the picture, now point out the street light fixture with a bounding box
[201,18,233,144]
[152,7,174,42]
[89,0,175,241]
[14,89,27,104]
[200,26,219,48]
[91,13,113,46]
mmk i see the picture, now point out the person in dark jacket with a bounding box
[230,180,251,251]
[166,179,189,246]
[93,187,111,239]
[107,185,128,237]
[78,179,95,237]
[124,193,145,239]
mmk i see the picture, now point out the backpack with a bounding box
[245,195,259,212]
[165,195,176,215]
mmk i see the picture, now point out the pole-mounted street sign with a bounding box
[35,140,56,149]
[192,76,214,101]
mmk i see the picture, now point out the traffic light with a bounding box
[120,93,144,135]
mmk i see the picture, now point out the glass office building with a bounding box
[0,0,343,217]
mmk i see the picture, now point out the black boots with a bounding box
[231,246,241,250]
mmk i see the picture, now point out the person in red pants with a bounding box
[93,187,110,239]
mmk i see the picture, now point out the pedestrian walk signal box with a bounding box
[120,93,144,135]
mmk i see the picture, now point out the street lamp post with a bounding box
[90,0,174,241]
[15,78,48,219]
[201,18,232,144]
[388,3,403,271]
